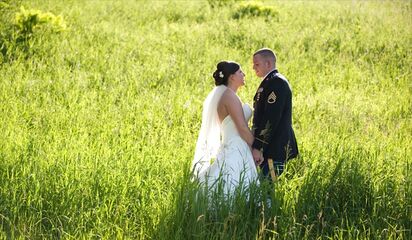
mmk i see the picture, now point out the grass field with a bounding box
[0,0,411,239]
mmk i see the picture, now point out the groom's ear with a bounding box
[265,59,271,68]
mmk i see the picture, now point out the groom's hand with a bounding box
[252,148,264,166]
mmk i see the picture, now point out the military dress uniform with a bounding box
[252,69,298,180]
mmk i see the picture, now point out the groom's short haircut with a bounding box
[254,48,276,64]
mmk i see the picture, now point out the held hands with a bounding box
[252,148,264,166]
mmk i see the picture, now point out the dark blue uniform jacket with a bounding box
[252,69,298,163]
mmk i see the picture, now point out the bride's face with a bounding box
[230,68,245,87]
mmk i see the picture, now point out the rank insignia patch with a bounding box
[268,91,277,104]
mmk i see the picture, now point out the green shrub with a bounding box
[232,1,278,19]
[0,5,66,64]
[207,0,235,9]
[14,6,66,40]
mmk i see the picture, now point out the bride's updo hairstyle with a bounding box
[213,61,240,86]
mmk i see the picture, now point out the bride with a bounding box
[192,61,259,195]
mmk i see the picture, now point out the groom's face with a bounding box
[253,54,269,78]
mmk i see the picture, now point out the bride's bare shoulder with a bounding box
[222,88,236,98]
[220,89,240,105]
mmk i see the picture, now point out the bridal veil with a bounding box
[191,85,227,179]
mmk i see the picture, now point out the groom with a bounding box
[251,48,298,181]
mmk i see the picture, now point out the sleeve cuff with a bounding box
[252,138,267,150]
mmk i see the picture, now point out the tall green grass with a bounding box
[0,0,411,239]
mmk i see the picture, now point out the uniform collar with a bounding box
[262,69,278,80]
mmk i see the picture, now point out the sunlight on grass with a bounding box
[0,0,411,239]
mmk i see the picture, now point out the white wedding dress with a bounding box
[192,85,258,195]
